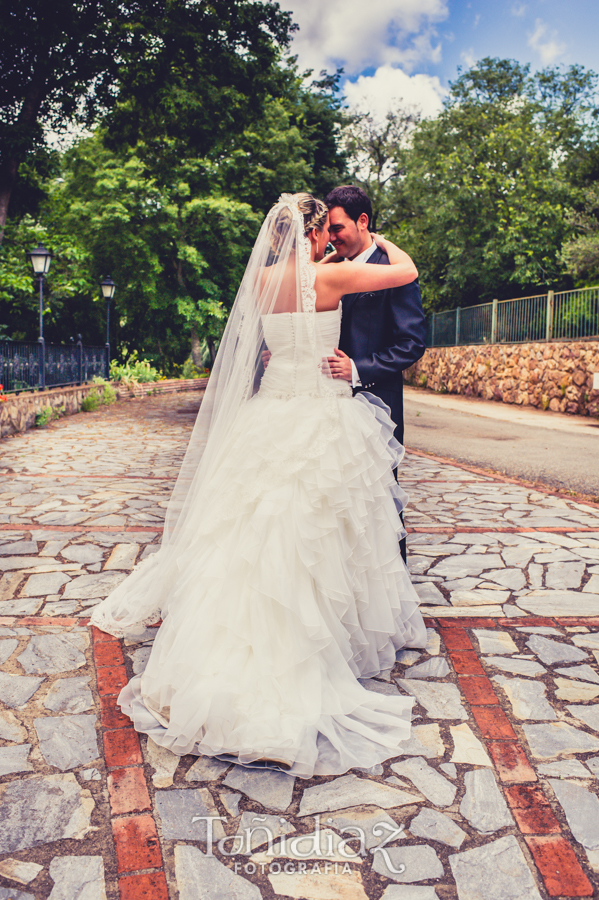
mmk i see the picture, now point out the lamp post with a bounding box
[101,276,116,380]
[28,243,52,388]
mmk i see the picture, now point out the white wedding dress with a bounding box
[92,306,426,777]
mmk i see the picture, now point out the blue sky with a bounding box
[283,0,599,118]
[436,1,599,82]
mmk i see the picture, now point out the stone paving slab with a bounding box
[1,394,599,899]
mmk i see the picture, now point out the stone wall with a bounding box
[1,378,210,440]
[404,340,599,417]
[115,377,208,399]
[1,384,110,439]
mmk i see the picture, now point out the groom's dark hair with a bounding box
[325,185,373,228]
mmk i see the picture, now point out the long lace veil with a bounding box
[91,193,328,635]
[164,192,323,544]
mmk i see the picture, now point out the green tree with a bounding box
[53,135,261,369]
[0,0,296,241]
[47,54,345,364]
[390,59,598,311]
[341,106,420,232]
[0,207,103,345]
[2,1,347,367]
[0,0,158,239]
[562,184,599,284]
[219,68,347,214]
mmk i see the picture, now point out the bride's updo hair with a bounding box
[293,192,328,236]
[269,192,328,255]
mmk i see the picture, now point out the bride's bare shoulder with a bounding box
[314,263,345,311]
[314,260,352,288]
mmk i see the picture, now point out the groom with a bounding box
[325,185,427,561]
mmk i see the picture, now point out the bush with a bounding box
[110,353,162,384]
[82,380,117,412]
[92,377,117,405]
[102,382,117,404]
[81,393,101,412]
[178,357,210,380]
[35,405,63,426]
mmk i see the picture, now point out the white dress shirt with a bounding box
[345,239,377,388]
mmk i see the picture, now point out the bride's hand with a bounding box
[319,247,341,265]
[369,233,415,272]
[370,233,387,249]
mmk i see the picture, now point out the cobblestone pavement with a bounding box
[1,395,599,899]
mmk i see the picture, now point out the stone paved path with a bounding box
[1,394,599,899]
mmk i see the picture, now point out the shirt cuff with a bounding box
[350,359,362,388]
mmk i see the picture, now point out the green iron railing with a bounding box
[427,286,599,347]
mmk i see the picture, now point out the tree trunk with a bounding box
[0,157,19,245]
[0,70,46,245]
[190,328,203,367]
[207,336,217,367]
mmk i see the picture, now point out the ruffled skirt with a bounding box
[90,392,426,777]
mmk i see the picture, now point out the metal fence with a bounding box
[0,339,109,393]
[427,285,599,347]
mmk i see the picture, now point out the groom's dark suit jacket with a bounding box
[338,246,426,445]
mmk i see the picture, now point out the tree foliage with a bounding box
[0,0,300,240]
[365,59,599,311]
[0,1,347,368]
[0,0,166,236]
[6,40,599,361]
[562,184,599,284]
[57,134,263,366]
[341,106,420,232]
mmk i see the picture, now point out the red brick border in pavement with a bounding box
[525,836,596,898]
[118,872,170,900]
[436,617,595,898]
[4,520,599,535]
[0,523,162,532]
[4,613,593,897]
[91,625,170,900]
[0,615,168,897]
[0,472,174,481]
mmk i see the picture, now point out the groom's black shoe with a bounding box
[399,506,407,564]
[251,758,292,771]
[216,753,292,772]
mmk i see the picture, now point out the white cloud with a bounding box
[343,65,446,121]
[460,48,476,68]
[527,18,566,65]
[283,0,449,76]
[511,3,526,17]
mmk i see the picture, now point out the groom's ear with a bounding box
[356,212,370,232]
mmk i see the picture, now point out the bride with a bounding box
[91,192,426,777]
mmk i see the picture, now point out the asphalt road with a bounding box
[403,388,599,497]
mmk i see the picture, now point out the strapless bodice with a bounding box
[259,309,351,399]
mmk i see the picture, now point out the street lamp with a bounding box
[28,243,52,388]
[101,276,116,379]
[28,243,52,340]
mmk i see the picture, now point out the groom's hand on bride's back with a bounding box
[262,350,272,368]
[326,348,352,381]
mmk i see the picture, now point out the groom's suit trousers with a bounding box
[338,246,427,561]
